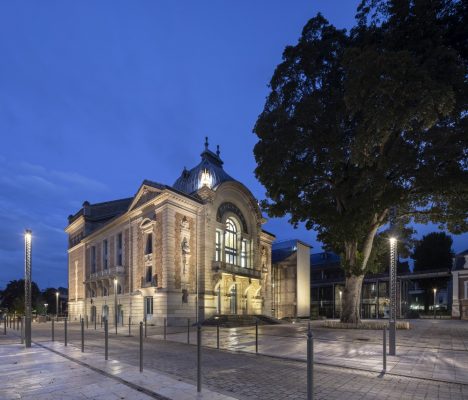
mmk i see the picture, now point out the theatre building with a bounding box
[66,140,275,325]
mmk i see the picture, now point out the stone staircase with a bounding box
[202,314,284,327]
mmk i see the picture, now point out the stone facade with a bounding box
[66,142,276,325]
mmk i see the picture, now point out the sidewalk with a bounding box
[0,335,236,400]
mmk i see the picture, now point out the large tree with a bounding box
[254,0,467,322]
[412,232,453,271]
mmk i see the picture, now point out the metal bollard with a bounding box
[86,315,89,329]
[100,315,103,328]
[383,326,387,373]
[164,317,167,340]
[20,317,24,344]
[139,322,143,372]
[52,319,55,342]
[217,321,220,349]
[144,317,147,338]
[187,318,190,344]
[104,319,108,360]
[197,323,202,393]
[4,317,6,335]
[94,315,97,330]
[128,317,131,336]
[255,320,258,354]
[64,318,68,347]
[81,318,84,352]
[307,323,314,400]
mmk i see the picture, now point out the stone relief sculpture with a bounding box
[180,217,191,284]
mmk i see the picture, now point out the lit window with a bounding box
[215,230,222,261]
[241,239,248,268]
[225,218,238,265]
[199,168,213,189]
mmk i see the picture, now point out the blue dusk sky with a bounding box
[0,1,466,290]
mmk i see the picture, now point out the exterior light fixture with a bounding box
[24,229,32,348]
[389,236,397,355]
[56,292,60,321]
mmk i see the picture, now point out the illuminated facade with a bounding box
[66,139,275,325]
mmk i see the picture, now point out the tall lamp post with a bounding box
[56,291,59,321]
[433,288,437,319]
[114,278,118,334]
[44,303,48,317]
[24,229,32,348]
[339,290,343,318]
[389,237,397,356]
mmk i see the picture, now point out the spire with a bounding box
[204,136,209,150]
[216,145,220,157]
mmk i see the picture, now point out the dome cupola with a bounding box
[173,137,235,194]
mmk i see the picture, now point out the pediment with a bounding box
[128,183,163,211]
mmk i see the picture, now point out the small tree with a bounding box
[254,0,467,322]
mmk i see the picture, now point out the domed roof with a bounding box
[173,138,235,194]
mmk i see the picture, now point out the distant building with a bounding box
[451,250,468,319]
[66,139,275,325]
[271,240,311,319]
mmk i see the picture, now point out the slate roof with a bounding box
[173,139,236,194]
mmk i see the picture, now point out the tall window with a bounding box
[225,218,238,265]
[116,233,123,265]
[103,240,108,269]
[146,266,152,283]
[91,246,96,273]
[241,239,248,268]
[215,230,222,261]
[145,233,153,255]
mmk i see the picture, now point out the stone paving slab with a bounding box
[0,336,236,400]
[147,319,468,384]
[19,322,468,399]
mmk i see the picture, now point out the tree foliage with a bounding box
[0,279,41,313]
[412,232,454,271]
[254,0,467,322]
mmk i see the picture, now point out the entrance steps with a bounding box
[202,314,284,327]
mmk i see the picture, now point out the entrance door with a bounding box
[145,297,153,320]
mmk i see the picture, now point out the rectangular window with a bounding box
[91,246,96,273]
[103,240,108,269]
[116,233,123,265]
[225,231,237,265]
[215,230,221,261]
[465,281,468,300]
[145,296,153,317]
[145,233,153,255]
[241,239,248,268]
[146,266,153,283]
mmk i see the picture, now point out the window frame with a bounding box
[116,232,123,266]
[103,239,108,270]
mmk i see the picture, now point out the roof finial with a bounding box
[216,145,220,157]
[204,136,209,150]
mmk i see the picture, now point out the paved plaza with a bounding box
[2,319,468,399]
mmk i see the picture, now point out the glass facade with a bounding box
[225,218,238,265]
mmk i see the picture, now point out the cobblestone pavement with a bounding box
[15,322,468,399]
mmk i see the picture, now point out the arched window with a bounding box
[225,218,238,265]
[103,287,108,297]
[117,284,122,295]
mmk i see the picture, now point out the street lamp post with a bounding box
[433,288,437,319]
[44,303,48,317]
[339,290,343,318]
[56,292,59,321]
[389,237,397,356]
[24,229,32,348]
[114,278,118,335]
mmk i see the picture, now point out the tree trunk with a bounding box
[341,275,364,323]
